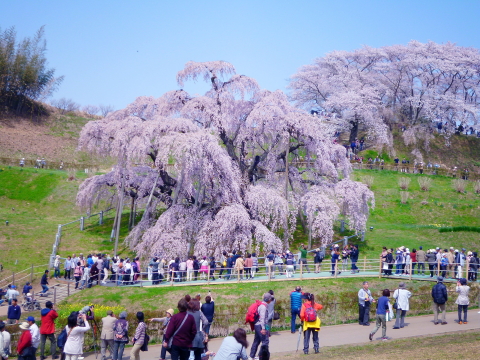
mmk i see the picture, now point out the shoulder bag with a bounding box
[167,314,189,350]
[140,325,149,352]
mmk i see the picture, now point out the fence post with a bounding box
[466,258,469,279]
[207,266,210,285]
[31,264,34,283]
[363,256,367,272]
[54,287,57,304]
[437,258,440,277]
[99,211,104,225]
[300,263,303,280]
[334,260,338,279]
[378,256,382,278]
[409,262,412,280]
[12,271,15,286]
[80,217,84,231]
[170,272,174,286]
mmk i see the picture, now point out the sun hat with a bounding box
[398,282,406,289]
[119,311,127,319]
[19,322,30,330]
[166,308,174,316]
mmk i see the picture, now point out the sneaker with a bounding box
[381,337,389,341]
[434,321,438,325]
[459,321,463,324]
[442,322,447,325]
[392,327,400,329]
[369,333,373,341]
[464,321,468,324]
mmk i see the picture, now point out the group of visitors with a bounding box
[361,276,471,342]
[380,246,478,280]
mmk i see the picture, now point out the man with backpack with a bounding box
[248,293,272,360]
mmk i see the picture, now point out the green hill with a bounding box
[0,165,479,273]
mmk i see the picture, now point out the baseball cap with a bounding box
[26,316,35,322]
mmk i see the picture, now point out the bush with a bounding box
[453,179,467,193]
[418,177,432,191]
[399,177,411,190]
[361,175,374,188]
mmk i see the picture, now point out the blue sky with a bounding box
[2,0,480,111]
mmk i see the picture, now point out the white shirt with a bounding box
[6,289,19,300]
[29,323,40,348]
[64,321,91,355]
[1,330,11,356]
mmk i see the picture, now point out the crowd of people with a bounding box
[379,246,478,281]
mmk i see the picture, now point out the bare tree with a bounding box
[82,105,99,118]
[99,104,114,117]
[51,98,80,114]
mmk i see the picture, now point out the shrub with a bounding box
[474,180,480,194]
[452,179,467,193]
[421,199,428,205]
[399,177,411,190]
[400,191,409,204]
[418,177,432,191]
[361,175,374,188]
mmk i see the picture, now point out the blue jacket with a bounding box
[376,296,389,315]
[290,291,302,310]
[8,304,21,320]
[201,302,215,322]
[432,283,448,304]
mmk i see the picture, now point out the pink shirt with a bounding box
[186,259,194,270]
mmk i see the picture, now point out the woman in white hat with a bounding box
[149,309,174,360]
[17,322,32,358]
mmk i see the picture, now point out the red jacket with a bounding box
[17,330,32,354]
[40,308,58,334]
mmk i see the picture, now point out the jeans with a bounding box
[112,341,126,360]
[303,328,319,353]
[249,324,269,358]
[417,262,425,274]
[359,302,371,325]
[411,263,417,274]
[394,309,407,328]
[203,322,211,336]
[370,314,386,338]
[54,267,60,278]
[170,344,190,360]
[40,333,57,357]
[395,264,402,274]
[291,308,301,332]
[42,285,49,293]
[458,304,468,322]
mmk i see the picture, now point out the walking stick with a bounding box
[296,325,302,352]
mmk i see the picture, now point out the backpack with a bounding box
[57,328,67,348]
[245,300,262,330]
[259,345,270,360]
[304,303,317,322]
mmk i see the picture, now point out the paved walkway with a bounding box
[78,311,478,359]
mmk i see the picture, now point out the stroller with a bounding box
[22,293,41,312]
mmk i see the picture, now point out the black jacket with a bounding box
[431,283,448,304]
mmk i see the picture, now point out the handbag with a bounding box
[167,313,189,349]
[273,311,280,320]
[140,326,149,352]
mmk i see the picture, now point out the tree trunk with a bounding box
[349,117,359,143]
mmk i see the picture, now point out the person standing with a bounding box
[426,250,437,278]
[431,276,448,325]
[112,312,129,360]
[416,246,426,275]
[249,293,272,360]
[0,321,11,360]
[300,293,323,354]
[290,286,303,333]
[6,286,19,306]
[7,299,21,325]
[53,255,61,279]
[149,309,173,360]
[40,301,58,360]
[27,316,40,354]
[410,249,417,275]
[244,254,253,280]
[100,310,116,360]
[369,289,390,341]
[266,290,276,333]
[313,248,324,273]
[17,322,32,359]
[298,245,310,273]
[73,262,83,290]
[350,245,359,274]
[456,278,470,324]
[64,313,90,360]
[392,282,412,329]
[64,256,73,280]
[200,296,214,336]
[163,299,196,360]
[358,281,375,326]
[130,312,146,360]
